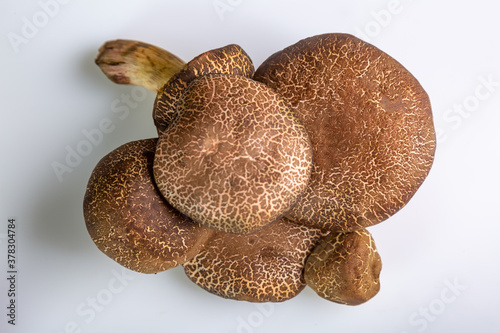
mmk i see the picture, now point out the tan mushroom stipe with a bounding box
[183,218,326,302]
[254,33,436,232]
[304,229,382,305]
[95,39,186,93]
[153,44,255,134]
[83,139,213,274]
[153,74,313,234]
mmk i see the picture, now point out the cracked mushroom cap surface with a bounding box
[153,74,313,234]
[153,44,255,134]
[304,228,382,305]
[83,139,213,274]
[183,218,326,302]
[254,33,436,232]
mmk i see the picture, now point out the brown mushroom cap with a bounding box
[153,74,313,234]
[153,44,255,134]
[183,218,326,302]
[304,228,382,305]
[254,33,436,232]
[83,139,213,274]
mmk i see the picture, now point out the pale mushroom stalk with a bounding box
[95,39,186,93]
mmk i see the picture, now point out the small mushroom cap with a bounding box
[183,218,326,302]
[304,229,382,305]
[254,33,436,232]
[83,139,213,274]
[153,44,255,134]
[153,74,313,234]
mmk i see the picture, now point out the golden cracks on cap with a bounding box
[254,33,436,232]
[153,74,312,234]
[183,219,326,302]
[153,44,255,134]
[304,229,382,305]
[83,139,213,274]
[87,34,436,305]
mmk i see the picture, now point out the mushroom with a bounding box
[304,228,382,305]
[254,33,436,232]
[183,218,326,302]
[153,44,255,134]
[153,74,313,234]
[94,40,255,135]
[95,39,186,93]
[83,139,213,274]
[86,35,434,305]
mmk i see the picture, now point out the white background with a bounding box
[1,0,499,332]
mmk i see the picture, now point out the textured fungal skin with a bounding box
[153,44,255,134]
[183,218,326,302]
[304,229,382,305]
[154,74,313,234]
[254,33,436,232]
[83,139,213,274]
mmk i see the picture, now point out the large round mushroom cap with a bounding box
[304,229,382,305]
[254,33,436,232]
[153,44,255,134]
[153,74,313,234]
[83,139,213,274]
[183,218,325,302]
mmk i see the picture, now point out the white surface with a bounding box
[1,0,500,332]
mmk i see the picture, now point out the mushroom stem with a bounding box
[95,39,186,92]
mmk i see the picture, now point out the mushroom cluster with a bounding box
[84,33,436,305]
